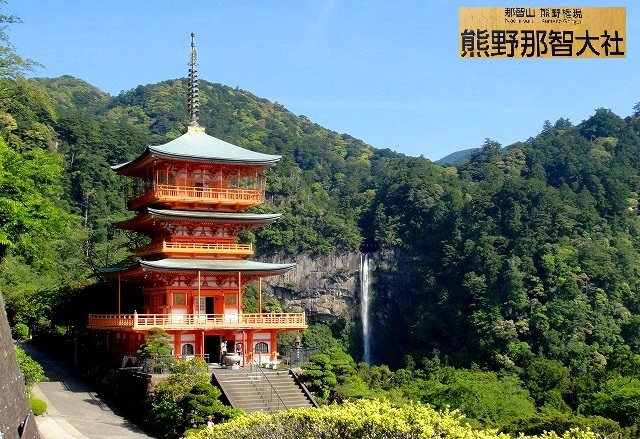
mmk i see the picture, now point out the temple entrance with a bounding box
[204,335,221,364]
[205,297,215,314]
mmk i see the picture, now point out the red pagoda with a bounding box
[88,34,305,365]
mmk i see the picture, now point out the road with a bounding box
[21,342,154,439]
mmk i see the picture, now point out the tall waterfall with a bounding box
[360,253,371,364]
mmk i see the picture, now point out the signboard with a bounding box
[459,7,626,58]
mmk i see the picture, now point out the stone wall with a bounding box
[0,295,40,439]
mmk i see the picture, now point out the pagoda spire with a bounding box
[187,33,200,129]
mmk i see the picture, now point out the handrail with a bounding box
[156,184,263,200]
[137,241,253,256]
[127,185,265,210]
[289,368,319,408]
[88,312,307,329]
[163,242,252,251]
[250,367,288,411]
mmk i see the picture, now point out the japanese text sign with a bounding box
[459,7,625,58]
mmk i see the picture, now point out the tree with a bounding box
[0,136,73,262]
[137,327,173,359]
[146,357,241,438]
[0,1,40,80]
[586,377,640,427]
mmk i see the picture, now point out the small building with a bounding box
[88,35,305,366]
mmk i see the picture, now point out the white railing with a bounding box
[88,312,307,330]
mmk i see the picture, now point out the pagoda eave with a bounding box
[101,259,295,280]
[115,209,281,232]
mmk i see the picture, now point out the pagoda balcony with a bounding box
[88,312,307,331]
[136,241,254,258]
[128,184,265,211]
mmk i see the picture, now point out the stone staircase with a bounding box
[212,368,316,413]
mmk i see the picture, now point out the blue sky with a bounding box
[8,0,639,161]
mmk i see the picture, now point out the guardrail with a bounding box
[88,312,307,330]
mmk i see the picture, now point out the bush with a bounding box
[182,399,598,439]
[505,411,622,437]
[12,323,29,340]
[29,394,47,416]
[145,358,242,438]
[15,347,45,390]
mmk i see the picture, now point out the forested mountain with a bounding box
[436,146,477,165]
[4,70,640,434]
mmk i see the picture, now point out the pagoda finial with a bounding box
[187,32,200,129]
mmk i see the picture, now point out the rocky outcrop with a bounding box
[261,249,415,367]
[262,250,362,323]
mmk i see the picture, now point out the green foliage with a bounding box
[505,411,623,437]
[146,358,242,439]
[29,393,47,416]
[0,2,40,80]
[183,398,599,439]
[15,346,44,390]
[300,353,337,403]
[137,327,173,359]
[0,135,74,262]
[585,376,640,427]
[414,368,537,429]
[11,322,28,339]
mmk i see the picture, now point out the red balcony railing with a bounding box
[128,185,265,210]
[136,241,253,258]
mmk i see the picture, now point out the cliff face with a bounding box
[263,250,362,323]
[262,249,414,367]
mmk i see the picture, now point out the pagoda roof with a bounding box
[101,259,295,277]
[112,127,281,175]
[116,208,281,230]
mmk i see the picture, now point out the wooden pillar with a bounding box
[117,273,121,315]
[238,272,242,317]
[174,333,180,358]
[270,331,277,354]
[258,278,262,314]
[198,270,201,316]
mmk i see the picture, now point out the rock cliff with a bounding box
[261,249,414,367]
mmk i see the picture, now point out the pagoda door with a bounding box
[205,297,215,314]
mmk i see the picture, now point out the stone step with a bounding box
[212,369,315,413]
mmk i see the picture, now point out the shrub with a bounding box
[182,399,598,439]
[12,323,29,340]
[15,347,45,390]
[29,394,47,416]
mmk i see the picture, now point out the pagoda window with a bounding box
[224,294,237,305]
[174,293,186,306]
[194,297,206,314]
[181,344,194,356]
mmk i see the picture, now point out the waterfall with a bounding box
[360,253,371,364]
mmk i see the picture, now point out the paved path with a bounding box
[21,343,154,439]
